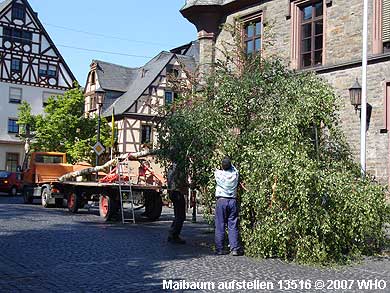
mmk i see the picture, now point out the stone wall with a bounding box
[321,63,390,184]
[187,0,390,184]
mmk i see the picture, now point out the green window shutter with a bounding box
[383,0,390,42]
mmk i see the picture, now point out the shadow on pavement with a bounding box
[0,196,215,292]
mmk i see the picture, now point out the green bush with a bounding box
[157,54,389,265]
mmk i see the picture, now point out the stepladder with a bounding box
[117,159,136,224]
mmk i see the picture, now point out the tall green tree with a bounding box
[18,86,110,164]
[157,33,389,265]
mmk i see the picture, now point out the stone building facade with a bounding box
[181,0,390,184]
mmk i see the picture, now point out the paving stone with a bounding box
[0,195,389,292]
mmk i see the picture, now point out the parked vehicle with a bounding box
[0,171,22,195]
[21,151,164,222]
[22,152,76,207]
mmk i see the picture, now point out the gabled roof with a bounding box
[0,0,77,85]
[98,41,199,118]
[0,0,12,12]
[177,54,197,73]
[170,41,199,73]
[170,41,199,64]
[103,51,175,117]
[93,60,139,93]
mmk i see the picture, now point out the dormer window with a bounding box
[12,3,25,21]
[166,65,180,78]
[90,71,96,85]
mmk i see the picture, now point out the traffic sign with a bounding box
[93,142,105,156]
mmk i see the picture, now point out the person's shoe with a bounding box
[168,235,186,244]
[215,250,227,255]
[231,250,242,256]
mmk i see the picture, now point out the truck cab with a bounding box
[22,152,74,207]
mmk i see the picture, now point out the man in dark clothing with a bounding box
[214,157,241,255]
[167,162,186,244]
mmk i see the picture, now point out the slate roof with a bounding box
[170,41,199,72]
[97,41,199,118]
[102,51,175,117]
[171,41,199,63]
[181,0,235,10]
[93,60,139,93]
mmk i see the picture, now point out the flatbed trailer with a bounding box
[51,180,163,221]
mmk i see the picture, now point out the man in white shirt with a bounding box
[214,157,241,255]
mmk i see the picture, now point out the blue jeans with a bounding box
[215,197,240,252]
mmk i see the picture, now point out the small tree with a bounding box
[18,86,110,164]
[156,28,389,264]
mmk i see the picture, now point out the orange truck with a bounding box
[21,152,87,207]
[21,151,164,222]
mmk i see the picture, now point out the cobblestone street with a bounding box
[0,195,389,293]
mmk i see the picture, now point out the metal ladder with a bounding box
[117,159,136,224]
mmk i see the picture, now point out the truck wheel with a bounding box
[99,195,112,221]
[9,186,17,196]
[23,187,33,204]
[145,191,163,221]
[41,188,51,208]
[67,192,79,213]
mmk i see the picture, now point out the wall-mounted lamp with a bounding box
[349,78,362,113]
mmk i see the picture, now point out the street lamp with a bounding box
[349,78,362,113]
[95,87,105,180]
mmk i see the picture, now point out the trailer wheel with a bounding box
[67,192,79,213]
[23,186,33,204]
[41,188,51,208]
[99,195,112,221]
[144,191,163,221]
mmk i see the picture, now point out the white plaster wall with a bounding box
[0,81,64,142]
[0,143,24,171]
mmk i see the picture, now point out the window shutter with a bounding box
[383,0,390,42]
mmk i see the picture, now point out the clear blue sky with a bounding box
[28,0,197,87]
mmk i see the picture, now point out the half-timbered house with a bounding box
[84,42,199,163]
[0,0,76,171]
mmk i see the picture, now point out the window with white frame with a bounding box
[39,63,57,77]
[9,87,22,104]
[5,153,19,172]
[11,58,21,73]
[8,118,19,134]
[164,90,178,105]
